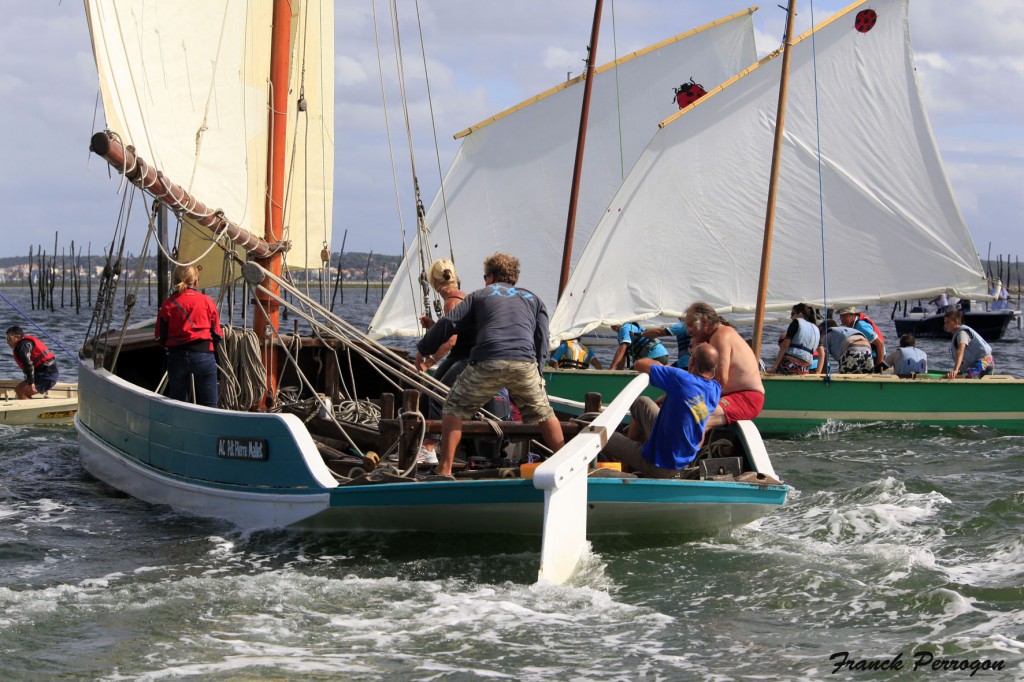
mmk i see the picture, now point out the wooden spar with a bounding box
[557,0,604,301]
[88,132,281,259]
[751,1,798,358]
[253,0,293,407]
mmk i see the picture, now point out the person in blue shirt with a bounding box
[608,322,669,370]
[599,343,722,478]
[838,306,885,370]
[415,253,563,477]
[641,321,692,369]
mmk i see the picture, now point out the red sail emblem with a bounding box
[673,78,707,109]
[854,9,877,33]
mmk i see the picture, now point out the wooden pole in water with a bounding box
[364,252,373,304]
[28,246,34,310]
[61,246,66,308]
[557,0,604,301]
[751,1,798,359]
[87,243,93,307]
[51,232,58,312]
[73,243,81,314]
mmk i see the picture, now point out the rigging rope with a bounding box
[808,0,833,375]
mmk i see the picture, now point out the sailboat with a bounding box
[369,8,759,338]
[541,0,1024,434]
[74,1,787,584]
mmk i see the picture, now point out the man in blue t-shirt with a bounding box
[600,343,722,478]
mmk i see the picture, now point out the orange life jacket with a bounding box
[13,335,55,372]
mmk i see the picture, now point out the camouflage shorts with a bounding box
[839,348,873,374]
[443,359,555,423]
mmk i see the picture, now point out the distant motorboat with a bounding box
[893,307,1016,341]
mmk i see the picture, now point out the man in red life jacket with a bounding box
[6,325,60,399]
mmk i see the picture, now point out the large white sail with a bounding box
[368,9,758,339]
[85,1,333,273]
[549,0,989,343]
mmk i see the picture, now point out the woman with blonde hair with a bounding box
[156,264,223,408]
[413,258,470,464]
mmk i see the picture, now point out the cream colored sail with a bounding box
[368,10,758,339]
[85,0,333,276]
[550,0,989,343]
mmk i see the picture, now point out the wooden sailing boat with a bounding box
[541,0,1024,434]
[75,0,787,584]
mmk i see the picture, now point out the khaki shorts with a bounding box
[443,359,554,423]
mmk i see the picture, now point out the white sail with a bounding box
[368,9,758,339]
[550,0,989,343]
[85,1,333,272]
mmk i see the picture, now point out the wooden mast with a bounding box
[253,0,293,407]
[751,1,799,358]
[557,0,604,301]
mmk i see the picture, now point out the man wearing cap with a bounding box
[838,306,885,370]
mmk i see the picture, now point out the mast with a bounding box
[557,0,604,301]
[253,0,293,407]
[751,1,798,358]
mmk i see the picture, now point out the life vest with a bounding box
[556,339,591,370]
[949,324,992,367]
[627,330,662,365]
[894,347,927,375]
[785,318,820,365]
[13,335,55,372]
[854,312,885,350]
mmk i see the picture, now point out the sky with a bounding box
[1,0,1023,264]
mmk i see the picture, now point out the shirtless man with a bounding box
[683,302,765,427]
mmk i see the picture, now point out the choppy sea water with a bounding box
[1,287,1022,680]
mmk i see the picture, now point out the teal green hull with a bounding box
[544,369,1024,435]
[76,365,786,534]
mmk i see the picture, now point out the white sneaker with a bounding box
[416,446,439,465]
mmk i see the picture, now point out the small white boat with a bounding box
[0,380,78,426]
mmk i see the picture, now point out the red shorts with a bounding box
[719,390,765,423]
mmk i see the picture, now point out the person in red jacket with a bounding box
[6,326,60,399]
[156,265,222,408]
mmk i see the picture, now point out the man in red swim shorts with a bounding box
[684,302,766,426]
